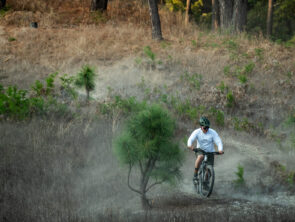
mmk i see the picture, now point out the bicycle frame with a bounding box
[193,148,221,197]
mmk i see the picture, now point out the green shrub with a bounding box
[191,40,197,48]
[215,110,225,126]
[238,74,248,84]
[244,62,255,74]
[226,91,235,108]
[217,81,228,92]
[143,46,155,62]
[254,48,264,61]
[31,73,58,96]
[234,164,245,187]
[224,39,238,51]
[223,66,231,76]
[209,107,225,126]
[99,95,147,116]
[0,86,30,119]
[286,109,295,125]
[31,80,44,96]
[181,72,203,90]
[75,65,96,102]
[0,5,10,17]
[8,37,16,42]
[60,74,77,99]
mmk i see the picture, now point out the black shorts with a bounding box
[195,149,214,166]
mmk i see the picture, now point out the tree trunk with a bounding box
[218,0,247,32]
[232,0,247,32]
[141,194,151,209]
[90,0,108,11]
[219,0,234,31]
[86,88,90,102]
[147,0,163,40]
[185,0,192,27]
[266,0,273,37]
[0,0,6,9]
[212,0,220,31]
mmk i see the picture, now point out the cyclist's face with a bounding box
[201,126,209,133]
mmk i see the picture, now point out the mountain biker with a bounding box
[187,116,224,181]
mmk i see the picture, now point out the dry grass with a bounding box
[0,0,295,125]
[0,117,130,221]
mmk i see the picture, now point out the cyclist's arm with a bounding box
[212,130,224,154]
[187,130,199,150]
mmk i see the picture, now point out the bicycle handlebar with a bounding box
[192,148,223,155]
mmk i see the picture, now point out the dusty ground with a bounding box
[1,2,295,221]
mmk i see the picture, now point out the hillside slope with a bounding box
[1,4,295,221]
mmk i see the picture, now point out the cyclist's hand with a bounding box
[187,146,193,151]
[219,151,224,155]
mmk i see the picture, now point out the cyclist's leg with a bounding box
[194,152,204,179]
[204,154,214,180]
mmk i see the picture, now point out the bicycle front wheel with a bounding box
[200,165,215,197]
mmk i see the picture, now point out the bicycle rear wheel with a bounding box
[200,165,215,197]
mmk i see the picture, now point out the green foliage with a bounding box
[238,74,247,84]
[75,65,96,101]
[31,72,58,96]
[60,74,77,99]
[223,66,231,76]
[31,80,44,96]
[45,72,58,95]
[244,62,255,75]
[0,86,30,119]
[99,95,146,116]
[286,71,293,79]
[8,37,16,42]
[232,116,263,133]
[254,48,264,61]
[180,72,203,90]
[272,161,295,187]
[143,46,155,61]
[224,39,238,51]
[226,91,235,108]
[210,108,225,126]
[217,81,226,92]
[0,5,10,17]
[191,40,197,48]
[91,11,107,23]
[234,164,245,187]
[0,72,74,120]
[114,104,183,196]
[175,99,206,120]
[247,0,295,41]
[165,0,185,12]
[286,109,295,125]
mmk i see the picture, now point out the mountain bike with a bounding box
[193,148,221,198]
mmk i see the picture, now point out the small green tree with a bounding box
[114,104,183,209]
[234,164,245,187]
[75,65,96,102]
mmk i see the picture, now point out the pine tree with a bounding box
[114,104,183,208]
[75,65,96,102]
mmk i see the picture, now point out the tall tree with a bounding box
[114,104,183,209]
[147,0,163,40]
[0,0,6,10]
[218,0,247,32]
[185,0,192,26]
[266,0,274,37]
[212,0,220,30]
[90,0,108,11]
[232,0,247,31]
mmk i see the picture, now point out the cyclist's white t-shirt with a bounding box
[187,128,223,152]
